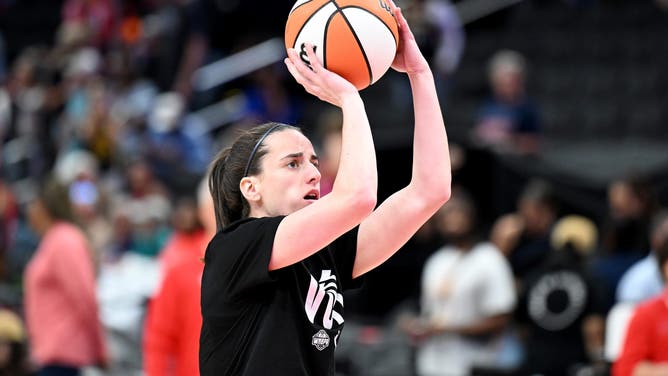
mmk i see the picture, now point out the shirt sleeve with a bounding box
[205,217,285,302]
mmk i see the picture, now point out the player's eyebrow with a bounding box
[281,152,319,162]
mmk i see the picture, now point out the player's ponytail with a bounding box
[209,147,237,231]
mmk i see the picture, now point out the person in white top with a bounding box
[616,211,668,303]
[401,190,517,376]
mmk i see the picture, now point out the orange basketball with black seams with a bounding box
[285,0,399,90]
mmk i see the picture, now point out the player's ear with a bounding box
[240,176,261,203]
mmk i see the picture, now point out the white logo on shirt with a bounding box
[528,270,587,331]
[312,329,330,351]
[304,270,344,330]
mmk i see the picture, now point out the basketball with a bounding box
[285,0,399,90]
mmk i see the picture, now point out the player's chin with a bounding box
[286,201,313,215]
[303,199,317,206]
[299,199,318,209]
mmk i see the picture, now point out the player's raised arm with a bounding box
[353,6,451,278]
[265,44,377,270]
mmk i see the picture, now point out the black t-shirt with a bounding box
[515,253,606,375]
[200,216,361,376]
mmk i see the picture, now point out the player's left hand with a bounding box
[389,3,430,76]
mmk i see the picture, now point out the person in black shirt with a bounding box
[199,5,452,375]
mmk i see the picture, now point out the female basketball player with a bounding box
[199,5,451,375]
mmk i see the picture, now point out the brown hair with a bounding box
[208,122,301,230]
[39,178,76,223]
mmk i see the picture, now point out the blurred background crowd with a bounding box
[0,0,667,375]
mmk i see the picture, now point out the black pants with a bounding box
[37,365,80,376]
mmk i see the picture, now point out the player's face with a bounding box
[254,129,321,217]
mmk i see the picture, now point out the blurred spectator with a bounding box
[143,178,215,376]
[96,242,161,376]
[0,86,9,137]
[94,161,169,375]
[141,0,208,96]
[61,0,118,49]
[53,148,99,186]
[401,0,465,97]
[108,158,171,259]
[69,177,112,264]
[239,63,301,126]
[612,234,668,376]
[139,0,295,101]
[57,47,105,151]
[471,49,541,155]
[156,195,205,269]
[23,178,107,375]
[76,80,118,170]
[491,179,558,283]
[2,48,61,182]
[591,175,656,311]
[400,189,517,375]
[616,210,668,304]
[314,108,343,197]
[515,215,606,376]
[53,149,113,266]
[0,308,29,376]
[602,175,657,254]
[2,201,39,293]
[120,157,169,200]
[0,181,18,281]
[143,91,212,195]
[104,45,158,160]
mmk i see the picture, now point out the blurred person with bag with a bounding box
[514,215,607,376]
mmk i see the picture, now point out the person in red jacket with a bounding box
[613,212,668,376]
[143,179,216,376]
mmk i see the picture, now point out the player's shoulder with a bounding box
[207,216,284,256]
[216,216,282,238]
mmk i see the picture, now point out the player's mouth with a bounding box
[304,189,320,201]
